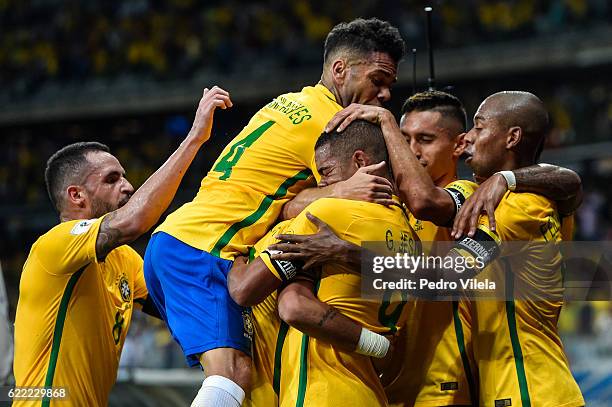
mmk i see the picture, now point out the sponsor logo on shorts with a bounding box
[495,399,512,407]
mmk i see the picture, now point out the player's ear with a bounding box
[67,185,86,208]
[453,133,467,158]
[506,126,522,149]
[352,150,369,168]
[331,58,348,85]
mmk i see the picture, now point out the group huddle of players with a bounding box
[12,17,585,407]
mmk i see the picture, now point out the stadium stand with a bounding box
[1,2,610,406]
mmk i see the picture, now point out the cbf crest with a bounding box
[118,275,131,302]
[242,310,254,341]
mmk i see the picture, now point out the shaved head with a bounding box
[480,91,550,154]
[465,91,551,180]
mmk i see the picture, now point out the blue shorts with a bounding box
[144,232,252,367]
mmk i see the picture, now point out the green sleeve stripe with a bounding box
[452,301,478,406]
[42,265,87,407]
[294,279,320,406]
[504,259,532,407]
[272,321,289,396]
[295,333,310,407]
[211,169,311,257]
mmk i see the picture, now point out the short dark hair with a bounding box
[324,18,406,64]
[315,120,388,165]
[45,142,110,212]
[401,91,467,132]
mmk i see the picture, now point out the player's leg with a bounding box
[146,231,253,406]
[190,348,251,407]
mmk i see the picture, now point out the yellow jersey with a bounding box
[13,217,147,407]
[273,197,420,407]
[156,84,342,260]
[387,179,478,407]
[244,220,293,407]
[468,192,584,407]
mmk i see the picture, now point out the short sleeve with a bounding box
[443,180,478,226]
[254,200,342,282]
[451,214,501,268]
[34,216,105,276]
[130,253,147,305]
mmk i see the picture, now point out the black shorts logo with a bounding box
[495,399,512,407]
[441,382,459,391]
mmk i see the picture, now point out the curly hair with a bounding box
[323,18,406,64]
[401,91,467,131]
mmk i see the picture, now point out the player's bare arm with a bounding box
[326,104,459,225]
[227,256,283,307]
[451,164,582,238]
[228,251,389,357]
[280,161,395,220]
[95,87,232,259]
[278,280,390,358]
[269,212,362,270]
[277,280,362,353]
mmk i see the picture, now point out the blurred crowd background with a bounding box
[1,0,611,404]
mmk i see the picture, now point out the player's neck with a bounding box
[60,208,92,223]
[434,170,458,188]
[318,77,343,106]
[501,154,534,172]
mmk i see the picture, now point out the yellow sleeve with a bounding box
[34,216,105,276]
[495,192,561,244]
[130,251,147,306]
[254,220,298,282]
[452,192,560,264]
[443,179,478,225]
[255,199,348,282]
[452,214,501,267]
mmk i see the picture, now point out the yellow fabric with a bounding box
[276,197,420,407]
[471,192,584,407]
[388,179,478,407]
[156,84,342,260]
[13,217,147,407]
[244,221,293,407]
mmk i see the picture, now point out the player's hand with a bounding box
[324,103,394,133]
[332,162,395,206]
[451,173,506,238]
[269,212,348,269]
[371,333,401,386]
[188,86,233,144]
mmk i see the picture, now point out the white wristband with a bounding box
[497,170,516,191]
[355,328,390,358]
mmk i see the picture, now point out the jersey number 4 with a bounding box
[213,120,275,180]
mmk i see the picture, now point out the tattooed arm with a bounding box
[95,86,232,260]
[452,163,582,238]
[277,280,364,354]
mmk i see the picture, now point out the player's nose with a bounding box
[464,129,476,144]
[377,87,391,104]
[121,178,135,195]
[409,139,421,157]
